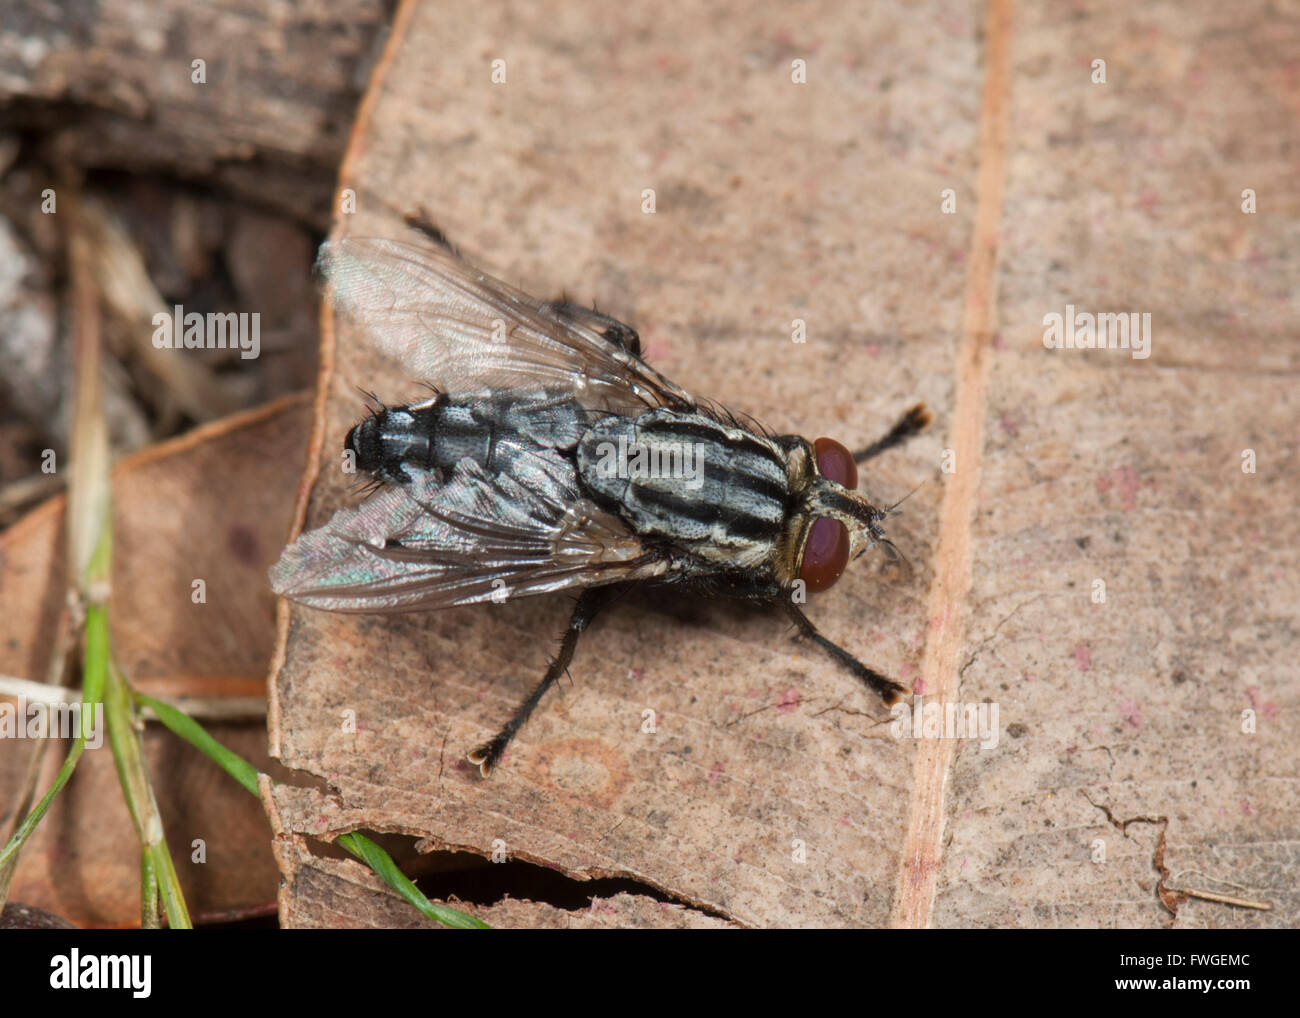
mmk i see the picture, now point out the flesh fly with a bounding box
[270,227,931,775]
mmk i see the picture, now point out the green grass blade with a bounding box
[104,660,191,929]
[137,693,488,929]
[141,848,160,929]
[133,691,260,796]
[336,832,488,929]
[0,603,109,873]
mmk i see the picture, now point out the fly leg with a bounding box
[402,208,457,252]
[542,299,642,358]
[852,403,932,463]
[468,586,618,776]
[782,602,907,705]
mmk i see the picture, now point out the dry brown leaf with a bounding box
[0,395,311,925]
[268,0,1297,928]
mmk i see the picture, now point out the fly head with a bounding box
[787,436,890,594]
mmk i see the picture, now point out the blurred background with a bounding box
[0,2,400,524]
[0,1,402,927]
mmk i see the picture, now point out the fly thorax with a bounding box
[576,410,790,568]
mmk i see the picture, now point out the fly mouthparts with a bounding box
[805,480,887,530]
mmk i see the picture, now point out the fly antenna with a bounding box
[887,480,927,515]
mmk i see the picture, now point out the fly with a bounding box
[270,225,932,775]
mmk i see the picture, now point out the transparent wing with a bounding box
[269,451,667,612]
[318,236,695,414]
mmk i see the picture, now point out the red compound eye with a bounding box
[799,517,850,593]
[814,436,857,490]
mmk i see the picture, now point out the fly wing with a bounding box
[318,236,695,415]
[269,450,667,612]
